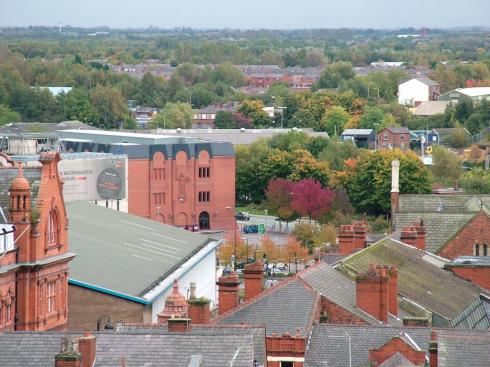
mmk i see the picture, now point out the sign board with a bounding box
[59,156,127,202]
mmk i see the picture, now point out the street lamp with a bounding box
[242,237,250,262]
[96,314,114,331]
[226,206,237,270]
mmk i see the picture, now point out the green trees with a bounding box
[90,85,128,129]
[359,106,385,130]
[237,99,272,127]
[60,88,100,124]
[214,110,237,129]
[341,149,431,214]
[0,104,21,125]
[149,102,193,129]
[431,145,462,185]
[321,106,350,136]
[317,62,355,89]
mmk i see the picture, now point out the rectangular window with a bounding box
[281,362,294,367]
[154,168,165,180]
[5,304,11,322]
[400,134,405,140]
[198,166,211,178]
[154,193,165,205]
[47,281,56,314]
[383,133,388,141]
[198,191,211,202]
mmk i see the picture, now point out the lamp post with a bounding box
[225,206,237,270]
[96,314,114,331]
[242,237,249,262]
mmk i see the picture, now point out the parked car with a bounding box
[235,212,250,221]
[243,224,258,233]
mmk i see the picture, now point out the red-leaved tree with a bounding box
[291,179,335,221]
[265,178,299,224]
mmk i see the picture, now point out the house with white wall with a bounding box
[398,78,440,106]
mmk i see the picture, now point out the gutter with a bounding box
[141,239,221,302]
[68,278,151,305]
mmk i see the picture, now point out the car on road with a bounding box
[243,224,258,233]
[235,212,250,221]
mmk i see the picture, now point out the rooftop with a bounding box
[341,128,374,136]
[0,330,257,367]
[66,201,217,301]
[298,262,381,325]
[215,277,319,336]
[304,324,430,367]
[456,87,490,97]
[338,238,489,323]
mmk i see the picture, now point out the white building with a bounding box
[398,78,440,106]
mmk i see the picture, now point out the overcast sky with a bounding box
[1,0,489,29]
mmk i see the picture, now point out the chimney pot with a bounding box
[243,261,264,301]
[216,272,241,315]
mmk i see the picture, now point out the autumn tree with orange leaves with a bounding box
[283,236,309,273]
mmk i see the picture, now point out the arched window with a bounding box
[475,243,480,256]
[47,210,58,245]
[484,244,488,257]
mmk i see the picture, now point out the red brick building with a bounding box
[378,127,410,151]
[445,256,490,291]
[0,152,74,332]
[59,130,235,230]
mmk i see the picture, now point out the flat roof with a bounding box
[66,201,215,300]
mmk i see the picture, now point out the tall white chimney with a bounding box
[391,160,400,194]
[391,160,400,219]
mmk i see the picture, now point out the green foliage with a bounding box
[442,125,471,148]
[359,105,385,130]
[321,106,350,136]
[342,149,431,214]
[0,104,21,125]
[431,145,462,183]
[317,62,355,89]
[122,116,137,130]
[90,85,128,129]
[214,110,237,129]
[148,102,193,129]
[318,140,360,171]
[460,169,490,194]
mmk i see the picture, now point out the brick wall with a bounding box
[378,129,410,151]
[447,266,490,291]
[369,337,427,366]
[266,333,306,367]
[321,297,369,325]
[439,211,490,259]
[126,154,235,230]
[68,284,146,331]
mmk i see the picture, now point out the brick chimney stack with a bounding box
[400,226,417,247]
[167,317,192,332]
[413,219,426,251]
[187,282,211,325]
[386,265,398,316]
[429,331,438,367]
[55,337,82,367]
[339,221,367,254]
[243,261,264,300]
[356,264,390,323]
[216,272,241,315]
[339,224,355,255]
[78,332,96,367]
[353,221,368,251]
[391,160,400,218]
